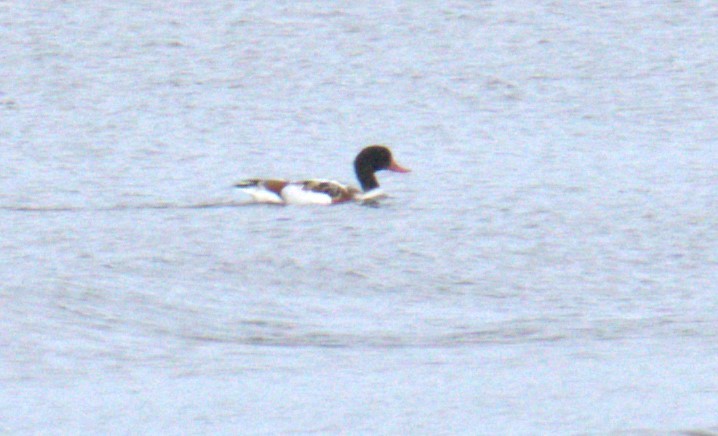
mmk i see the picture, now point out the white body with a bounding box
[279,184,334,205]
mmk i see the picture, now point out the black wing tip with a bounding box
[235,179,260,188]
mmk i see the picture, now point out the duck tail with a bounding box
[234,179,262,188]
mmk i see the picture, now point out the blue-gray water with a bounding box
[2,1,717,434]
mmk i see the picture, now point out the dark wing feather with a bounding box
[299,180,359,203]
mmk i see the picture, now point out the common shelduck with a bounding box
[235,145,410,205]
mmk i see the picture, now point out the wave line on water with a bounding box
[0,201,264,213]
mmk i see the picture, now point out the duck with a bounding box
[235,145,410,205]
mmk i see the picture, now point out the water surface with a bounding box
[2,1,717,434]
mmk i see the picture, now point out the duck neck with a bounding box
[355,163,379,192]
